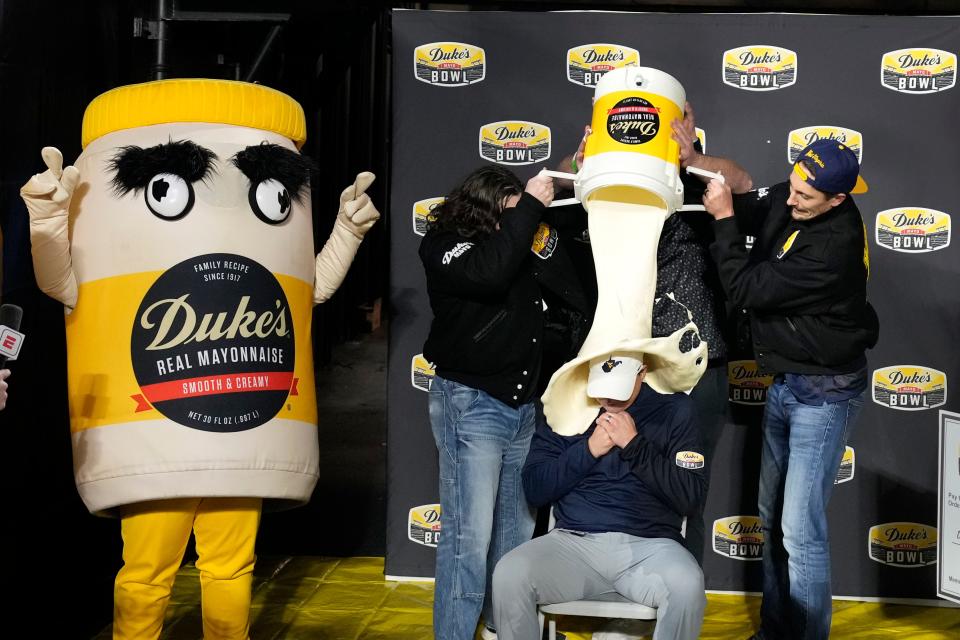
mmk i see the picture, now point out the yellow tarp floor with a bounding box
[94,556,960,639]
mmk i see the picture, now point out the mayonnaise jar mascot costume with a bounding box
[19,79,379,639]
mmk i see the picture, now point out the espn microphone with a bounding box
[0,304,25,367]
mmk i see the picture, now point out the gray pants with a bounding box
[492,529,705,640]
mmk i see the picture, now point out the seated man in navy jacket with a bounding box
[492,354,707,640]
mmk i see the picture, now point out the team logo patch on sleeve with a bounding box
[777,230,800,259]
[531,223,558,259]
[675,451,705,469]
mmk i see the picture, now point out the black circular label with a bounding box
[606,96,660,145]
[131,253,295,432]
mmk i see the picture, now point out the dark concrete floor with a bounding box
[257,327,388,558]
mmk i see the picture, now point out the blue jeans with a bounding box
[757,379,864,640]
[428,376,537,640]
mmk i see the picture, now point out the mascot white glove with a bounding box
[314,172,380,304]
[336,171,379,239]
[19,147,80,309]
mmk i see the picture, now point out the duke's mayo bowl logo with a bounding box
[411,353,436,392]
[728,360,774,405]
[531,223,558,260]
[131,253,295,432]
[788,126,863,164]
[408,504,442,547]
[713,516,764,561]
[675,451,705,470]
[414,42,485,87]
[835,446,855,484]
[479,121,551,165]
[881,48,956,94]
[868,523,937,567]
[723,46,796,91]
[566,44,640,87]
[413,197,444,237]
[873,365,946,411]
[875,208,951,253]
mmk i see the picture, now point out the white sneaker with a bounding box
[480,625,498,640]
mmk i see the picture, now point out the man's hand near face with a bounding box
[599,410,638,449]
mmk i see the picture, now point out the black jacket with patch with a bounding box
[420,193,589,407]
[711,182,879,375]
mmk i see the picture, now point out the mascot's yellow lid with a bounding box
[81,78,307,149]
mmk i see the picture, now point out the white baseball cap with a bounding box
[586,354,644,401]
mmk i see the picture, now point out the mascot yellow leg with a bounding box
[115,497,261,640]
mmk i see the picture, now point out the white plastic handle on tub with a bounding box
[685,165,725,183]
[538,169,581,207]
[539,169,578,181]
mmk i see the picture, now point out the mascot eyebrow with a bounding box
[109,140,217,195]
[230,142,316,203]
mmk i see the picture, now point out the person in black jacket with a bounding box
[491,354,706,640]
[420,165,555,640]
[702,139,879,640]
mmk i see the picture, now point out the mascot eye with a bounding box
[249,179,292,224]
[145,173,194,220]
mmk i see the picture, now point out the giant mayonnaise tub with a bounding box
[578,66,686,212]
[542,67,706,436]
[63,80,319,514]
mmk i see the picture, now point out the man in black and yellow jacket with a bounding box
[703,139,878,640]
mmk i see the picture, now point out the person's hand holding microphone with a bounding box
[0,369,9,410]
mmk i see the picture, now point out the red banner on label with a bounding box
[607,106,660,115]
[140,372,295,403]
[131,394,153,413]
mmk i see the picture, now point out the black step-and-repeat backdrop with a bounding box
[387,10,958,600]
